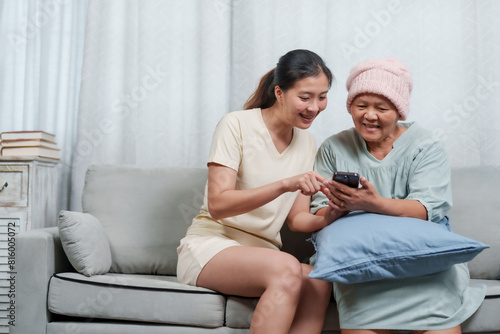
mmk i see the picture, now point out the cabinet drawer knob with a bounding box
[0,182,8,192]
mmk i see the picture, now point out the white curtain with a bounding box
[0,0,87,214]
[71,0,500,210]
[70,0,234,210]
[229,0,500,163]
[4,1,497,212]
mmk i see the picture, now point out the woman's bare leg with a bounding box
[340,325,461,334]
[414,326,461,334]
[288,263,332,334]
[341,330,391,334]
[197,246,304,334]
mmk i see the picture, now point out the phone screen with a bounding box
[333,172,360,188]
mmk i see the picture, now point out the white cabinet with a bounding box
[0,157,58,333]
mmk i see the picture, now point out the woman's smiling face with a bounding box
[350,93,401,146]
[278,72,330,130]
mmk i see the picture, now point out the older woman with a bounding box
[311,58,486,334]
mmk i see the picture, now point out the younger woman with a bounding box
[177,49,341,334]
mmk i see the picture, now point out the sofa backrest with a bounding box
[82,165,207,275]
[448,166,500,279]
[82,165,499,280]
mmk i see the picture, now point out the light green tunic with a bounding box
[312,122,486,330]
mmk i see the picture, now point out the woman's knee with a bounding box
[269,253,303,293]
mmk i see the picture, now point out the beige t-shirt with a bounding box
[186,108,316,249]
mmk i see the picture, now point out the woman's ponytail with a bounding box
[243,69,277,110]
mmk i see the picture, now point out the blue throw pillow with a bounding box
[308,212,489,284]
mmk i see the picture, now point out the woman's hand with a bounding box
[323,176,429,220]
[282,171,330,196]
[287,179,348,232]
[314,183,350,223]
[208,164,331,221]
[323,176,382,212]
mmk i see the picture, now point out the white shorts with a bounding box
[176,234,241,286]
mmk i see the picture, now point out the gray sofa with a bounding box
[12,165,500,334]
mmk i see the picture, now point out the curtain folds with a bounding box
[0,0,87,216]
[3,1,499,213]
[70,0,233,210]
[72,0,500,211]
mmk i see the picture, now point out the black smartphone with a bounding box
[333,171,360,188]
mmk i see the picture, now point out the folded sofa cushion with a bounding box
[82,165,208,275]
[48,272,225,327]
[58,210,112,276]
[309,212,489,284]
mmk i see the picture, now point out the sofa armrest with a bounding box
[10,227,73,334]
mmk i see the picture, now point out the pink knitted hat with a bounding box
[346,58,413,120]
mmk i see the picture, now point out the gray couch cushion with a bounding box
[82,165,207,275]
[48,272,225,327]
[224,296,257,328]
[47,322,235,334]
[58,210,112,276]
[462,279,500,333]
[472,279,500,297]
[224,296,340,331]
[448,166,500,279]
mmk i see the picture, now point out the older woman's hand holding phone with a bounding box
[325,172,384,213]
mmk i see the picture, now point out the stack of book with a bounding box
[0,131,60,160]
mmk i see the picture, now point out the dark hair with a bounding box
[244,49,334,110]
